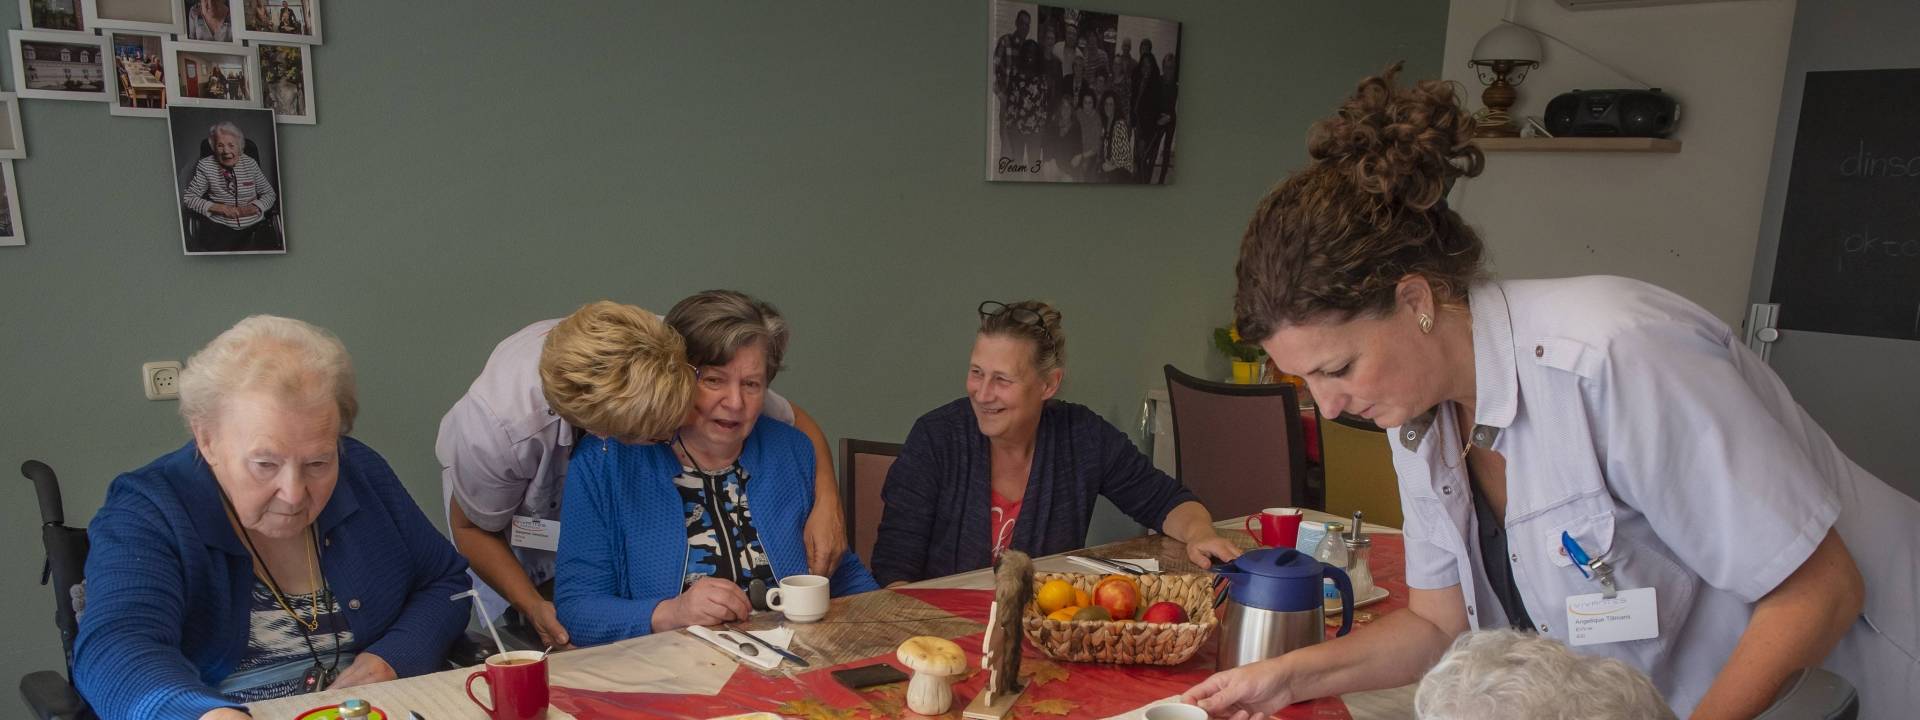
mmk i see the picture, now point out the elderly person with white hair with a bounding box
[182,120,279,253]
[1416,630,1676,720]
[71,316,471,720]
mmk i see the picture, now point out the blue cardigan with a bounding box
[871,399,1201,586]
[72,439,472,719]
[556,419,878,646]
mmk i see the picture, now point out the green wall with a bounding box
[0,0,1443,692]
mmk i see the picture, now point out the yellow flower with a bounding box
[1228,326,1242,343]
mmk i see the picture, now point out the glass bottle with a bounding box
[1315,521,1349,602]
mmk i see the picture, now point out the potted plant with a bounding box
[1213,325,1268,384]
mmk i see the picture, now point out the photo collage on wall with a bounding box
[987,1,1181,185]
[3,0,324,252]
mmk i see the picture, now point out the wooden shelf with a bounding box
[1474,137,1681,153]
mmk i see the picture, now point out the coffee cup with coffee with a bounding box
[466,650,549,720]
[766,574,830,623]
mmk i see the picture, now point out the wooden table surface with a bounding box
[249,511,1415,719]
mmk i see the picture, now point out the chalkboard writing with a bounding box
[1771,69,1920,340]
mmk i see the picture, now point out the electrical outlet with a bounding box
[142,361,182,401]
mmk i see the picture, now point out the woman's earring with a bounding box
[1418,313,1434,335]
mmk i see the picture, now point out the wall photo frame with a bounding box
[164,38,260,109]
[0,94,26,159]
[257,41,313,124]
[169,106,285,255]
[181,0,239,45]
[10,30,110,102]
[85,0,185,34]
[0,161,24,247]
[107,31,168,117]
[236,0,320,45]
[21,0,87,34]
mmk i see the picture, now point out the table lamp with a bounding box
[1468,23,1543,137]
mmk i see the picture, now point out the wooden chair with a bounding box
[1162,365,1309,519]
[1318,413,1401,529]
[840,438,902,568]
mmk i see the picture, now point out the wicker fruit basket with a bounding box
[1020,571,1217,665]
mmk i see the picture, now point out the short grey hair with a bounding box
[665,290,788,382]
[179,315,359,434]
[209,121,244,144]
[1415,630,1676,720]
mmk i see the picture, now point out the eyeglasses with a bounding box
[978,301,1051,343]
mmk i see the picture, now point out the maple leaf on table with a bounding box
[1019,660,1069,687]
[776,698,856,720]
[1022,698,1079,716]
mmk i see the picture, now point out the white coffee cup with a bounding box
[1144,702,1208,720]
[766,574,829,623]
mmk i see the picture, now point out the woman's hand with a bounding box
[200,709,250,720]
[1185,534,1243,569]
[330,651,396,689]
[655,578,753,632]
[523,599,574,651]
[1182,657,1297,719]
[803,500,848,577]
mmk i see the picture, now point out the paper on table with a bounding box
[1067,556,1162,574]
[687,625,795,671]
[549,631,736,695]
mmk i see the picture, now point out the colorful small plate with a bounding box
[293,704,386,720]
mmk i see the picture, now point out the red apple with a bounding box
[1142,601,1188,624]
[1091,578,1139,621]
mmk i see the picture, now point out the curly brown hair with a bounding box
[1234,64,1487,343]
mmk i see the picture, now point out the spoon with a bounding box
[722,633,760,656]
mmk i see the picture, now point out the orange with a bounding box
[1074,588,1091,608]
[1046,606,1080,622]
[1036,579,1078,613]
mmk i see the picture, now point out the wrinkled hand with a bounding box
[803,500,848,576]
[1182,657,1295,720]
[330,651,396,689]
[525,599,574,650]
[199,709,250,720]
[662,578,753,631]
[1185,534,1243,569]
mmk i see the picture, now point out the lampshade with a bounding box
[1470,23,1542,65]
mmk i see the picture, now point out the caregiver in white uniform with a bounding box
[1184,67,1919,720]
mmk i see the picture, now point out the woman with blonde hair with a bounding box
[1182,65,1918,720]
[438,299,846,650]
[73,316,469,719]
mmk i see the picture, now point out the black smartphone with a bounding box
[830,663,910,690]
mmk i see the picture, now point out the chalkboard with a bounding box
[1770,69,1920,340]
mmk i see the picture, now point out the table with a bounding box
[249,511,1415,719]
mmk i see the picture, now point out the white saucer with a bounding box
[1326,586,1390,612]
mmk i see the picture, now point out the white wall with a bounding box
[1442,0,1796,324]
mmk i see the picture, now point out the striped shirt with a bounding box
[182,155,276,229]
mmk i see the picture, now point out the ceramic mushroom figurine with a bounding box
[896,635,967,715]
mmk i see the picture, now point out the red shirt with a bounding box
[989,488,1023,562]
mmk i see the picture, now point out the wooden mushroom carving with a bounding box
[896,635,967,715]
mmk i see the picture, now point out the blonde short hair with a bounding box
[1415,630,1676,720]
[539,301,695,441]
[179,314,359,434]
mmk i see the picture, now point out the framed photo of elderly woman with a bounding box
[986,1,1182,185]
[84,0,185,34]
[169,106,285,254]
[163,38,260,110]
[257,41,313,124]
[21,0,87,33]
[10,30,110,102]
[0,161,23,247]
[235,0,321,45]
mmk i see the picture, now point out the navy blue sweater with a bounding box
[872,399,1199,586]
[72,439,471,719]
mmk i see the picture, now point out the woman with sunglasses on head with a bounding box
[1182,67,1919,720]
[871,300,1242,587]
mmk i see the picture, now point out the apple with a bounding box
[1091,578,1140,621]
[1142,601,1188,624]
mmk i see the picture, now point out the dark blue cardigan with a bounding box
[555,419,878,646]
[871,399,1200,586]
[71,439,472,719]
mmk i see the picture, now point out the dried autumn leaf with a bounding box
[1020,660,1069,687]
[776,698,855,720]
[1024,698,1079,715]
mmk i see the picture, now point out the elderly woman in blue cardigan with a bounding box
[557,291,876,645]
[872,301,1243,587]
[72,316,471,720]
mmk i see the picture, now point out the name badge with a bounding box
[1565,586,1659,646]
[509,516,560,552]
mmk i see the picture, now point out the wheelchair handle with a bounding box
[21,460,63,526]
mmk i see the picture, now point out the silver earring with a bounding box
[1418,313,1434,334]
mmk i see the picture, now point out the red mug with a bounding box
[466,650,549,720]
[1243,507,1304,548]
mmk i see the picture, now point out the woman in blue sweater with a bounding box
[72,316,470,720]
[871,301,1242,587]
[556,291,876,645]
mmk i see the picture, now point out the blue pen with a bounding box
[1561,531,1593,579]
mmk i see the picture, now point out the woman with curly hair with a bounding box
[1181,65,1918,720]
